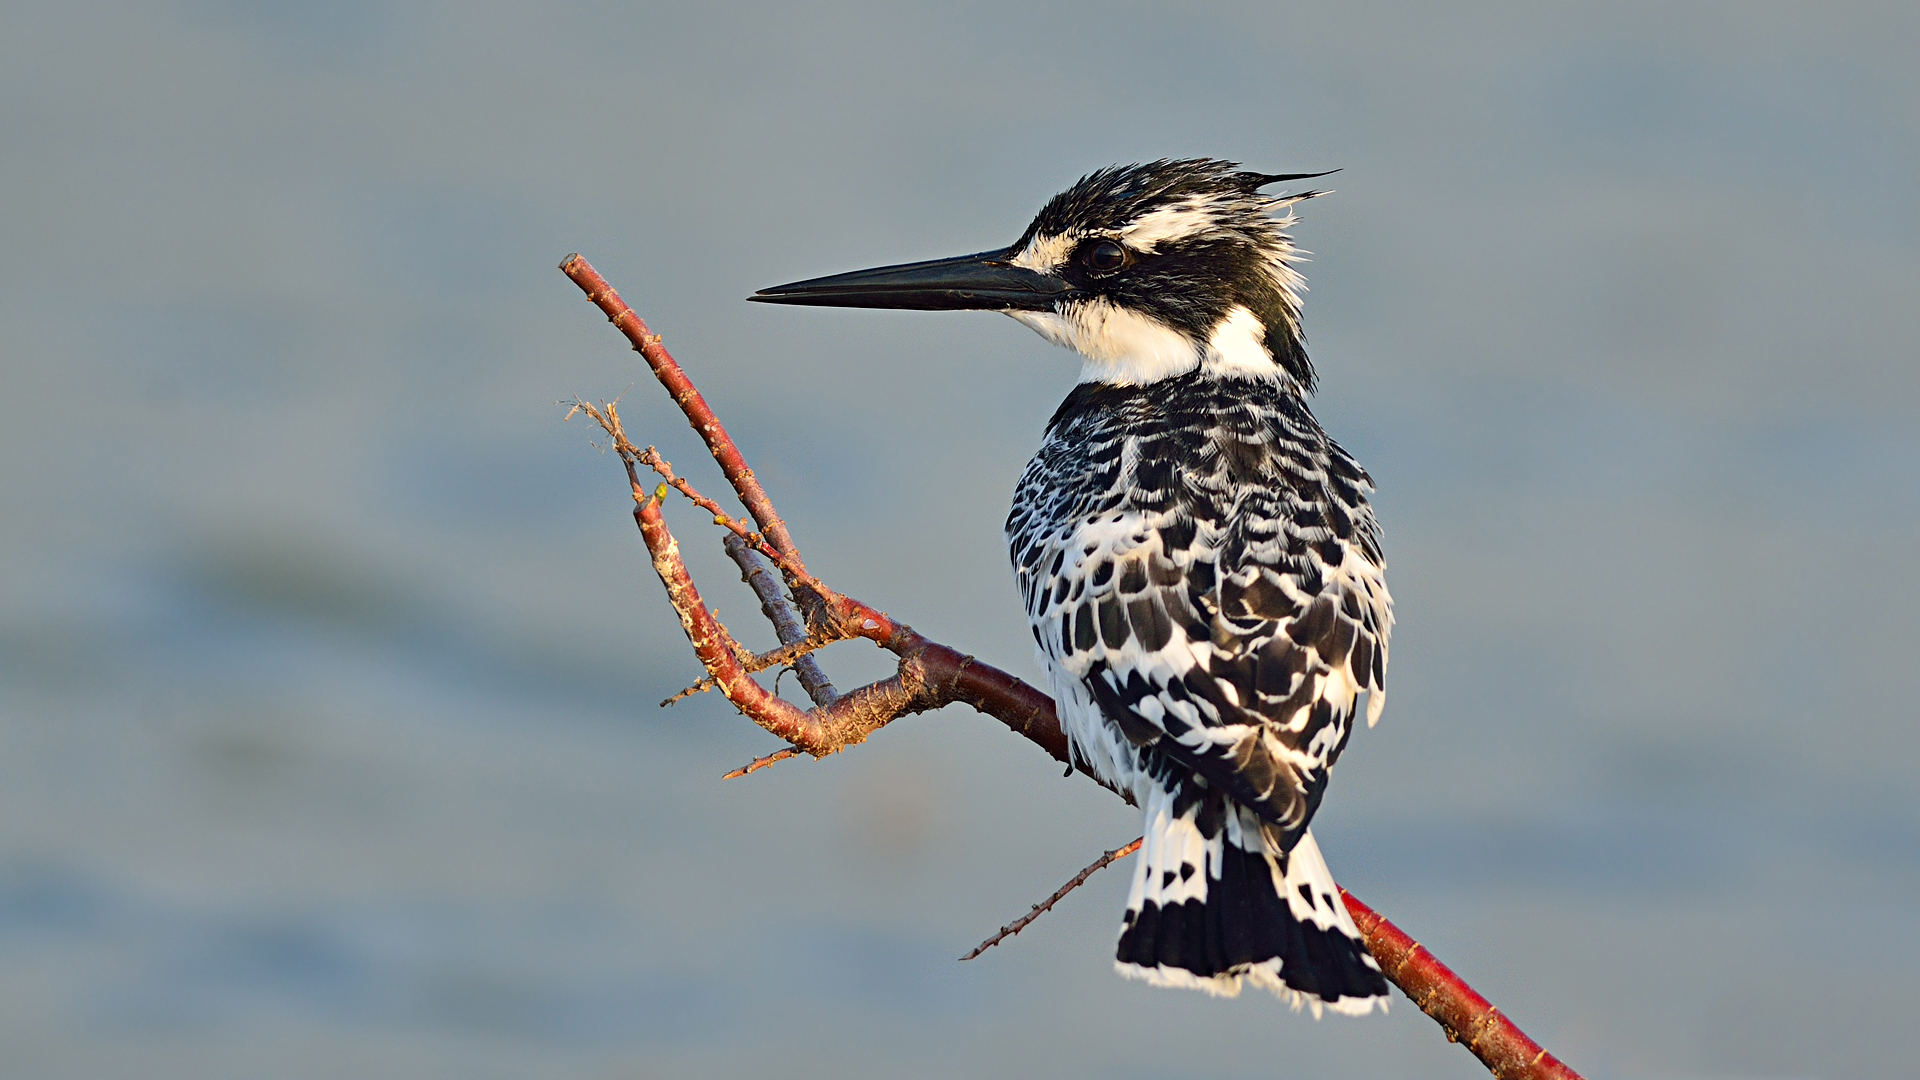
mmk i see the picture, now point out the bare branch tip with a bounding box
[661,676,716,707]
[721,746,803,780]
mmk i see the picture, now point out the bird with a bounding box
[750,159,1392,1016]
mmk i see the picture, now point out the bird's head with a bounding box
[751,158,1330,391]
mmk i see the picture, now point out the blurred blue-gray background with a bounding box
[4,3,1917,1077]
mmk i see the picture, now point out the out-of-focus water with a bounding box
[3,3,1917,1077]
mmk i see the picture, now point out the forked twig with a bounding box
[559,253,1584,1080]
[558,259,1074,767]
[570,394,1048,760]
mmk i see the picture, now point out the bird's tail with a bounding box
[1114,784,1388,1016]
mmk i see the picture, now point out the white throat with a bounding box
[1007,302,1282,387]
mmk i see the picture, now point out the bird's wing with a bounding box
[1017,397,1389,848]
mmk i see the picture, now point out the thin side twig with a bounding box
[962,837,1144,961]
[660,636,840,708]
[567,398,816,606]
[660,677,714,706]
[721,745,806,776]
[725,532,838,706]
[636,445,807,585]
[710,534,838,776]
[721,747,806,780]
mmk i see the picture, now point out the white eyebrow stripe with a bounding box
[1118,197,1215,251]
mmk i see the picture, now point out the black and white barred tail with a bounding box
[1115,783,1388,1016]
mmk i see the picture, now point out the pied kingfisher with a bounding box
[751,159,1391,1015]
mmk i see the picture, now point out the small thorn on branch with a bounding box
[962,837,1143,961]
[722,746,804,779]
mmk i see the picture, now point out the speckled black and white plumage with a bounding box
[1009,370,1390,1012]
[752,158,1392,1014]
[1001,161,1393,1014]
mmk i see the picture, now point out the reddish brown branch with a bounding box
[962,837,1143,961]
[567,389,1081,770]
[1342,892,1583,1080]
[562,256,950,653]
[568,395,1082,785]
[634,445,804,585]
[639,486,1083,762]
[560,254,1585,1080]
[634,492,932,756]
[561,254,805,570]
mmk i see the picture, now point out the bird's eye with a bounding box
[1080,240,1129,273]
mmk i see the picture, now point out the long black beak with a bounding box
[748,247,1071,311]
